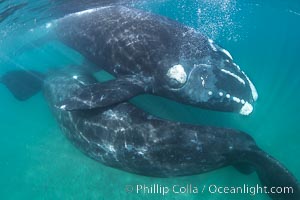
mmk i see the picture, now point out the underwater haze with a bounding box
[0,0,299,199]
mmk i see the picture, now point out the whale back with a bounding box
[54,6,186,76]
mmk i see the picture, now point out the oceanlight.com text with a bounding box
[125,183,294,196]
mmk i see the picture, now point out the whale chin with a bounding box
[172,64,258,115]
[239,102,253,116]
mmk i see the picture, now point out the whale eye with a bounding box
[166,64,187,88]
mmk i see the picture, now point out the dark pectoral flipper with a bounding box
[242,149,300,200]
[57,75,152,111]
[0,70,44,101]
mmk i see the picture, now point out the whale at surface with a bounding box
[0,68,298,200]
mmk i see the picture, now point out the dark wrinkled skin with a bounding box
[53,6,257,114]
[42,68,299,200]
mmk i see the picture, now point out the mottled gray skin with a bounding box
[43,68,299,200]
[51,6,257,114]
[45,68,251,176]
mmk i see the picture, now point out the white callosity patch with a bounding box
[220,48,233,60]
[242,71,258,101]
[221,69,245,85]
[233,63,241,70]
[208,39,233,60]
[232,96,241,103]
[210,90,249,110]
[239,102,253,115]
[167,64,187,84]
[208,39,217,51]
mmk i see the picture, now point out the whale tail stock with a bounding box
[236,148,300,200]
[0,70,45,101]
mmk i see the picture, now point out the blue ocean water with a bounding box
[0,0,299,199]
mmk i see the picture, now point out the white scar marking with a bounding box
[194,63,211,68]
[201,77,205,87]
[72,75,86,85]
[100,95,105,101]
[107,144,116,153]
[167,64,187,84]
[74,8,100,16]
[241,99,245,104]
[240,102,253,115]
[208,39,217,51]
[242,71,258,101]
[221,48,233,60]
[221,69,246,85]
[79,132,90,143]
[61,6,112,19]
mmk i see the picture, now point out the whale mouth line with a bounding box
[206,90,253,114]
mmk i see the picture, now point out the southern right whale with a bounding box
[32,5,258,115]
[1,68,298,200]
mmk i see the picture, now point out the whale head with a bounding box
[163,40,258,115]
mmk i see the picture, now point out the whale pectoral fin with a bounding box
[57,75,150,111]
[0,70,45,101]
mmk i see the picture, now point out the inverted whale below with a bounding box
[0,68,299,200]
[39,5,258,115]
